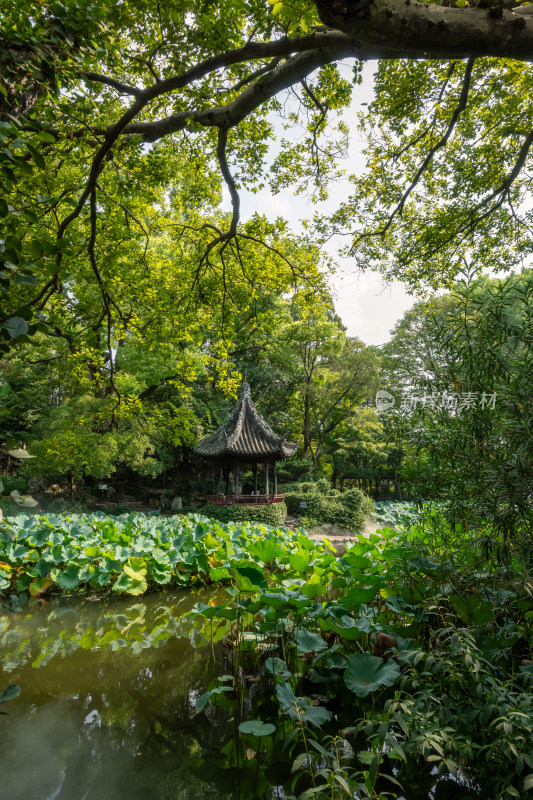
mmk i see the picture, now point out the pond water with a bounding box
[0,592,478,800]
[0,590,244,800]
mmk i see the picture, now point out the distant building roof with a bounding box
[194,383,298,460]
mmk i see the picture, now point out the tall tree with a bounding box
[2,0,533,362]
[384,272,533,536]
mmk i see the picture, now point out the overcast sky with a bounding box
[222,62,415,347]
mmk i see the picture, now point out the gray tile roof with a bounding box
[194,383,298,459]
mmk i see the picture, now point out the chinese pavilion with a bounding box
[194,383,297,505]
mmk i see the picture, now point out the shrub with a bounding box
[200,502,287,526]
[114,504,133,515]
[295,477,330,495]
[286,482,373,534]
[0,498,20,518]
[45,498,86,514]
[1,475,28,494]
[286,491,328,519]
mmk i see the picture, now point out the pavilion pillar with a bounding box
[273,460,277,497]
[252,464,258,497]
[234,459,240,499]
[264,458,269,501]
[214,466,220,496]
[224,468,230,498]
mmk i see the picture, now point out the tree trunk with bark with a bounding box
[314,0,533,61]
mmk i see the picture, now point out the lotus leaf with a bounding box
[276,682,332,728]
[209,566,232,581]
[319,616,365,642]
[265,657,292,678]
[341,585,380,610]
[289,551,310,573]
[195,685,232,713]
[149,564,172,584]
[238,720,276,736]
[294,628,328,653]
[248,539,284,564]
[344,654,400,697]
[29,577,52,596]
[233,565,267,590]
[55,563,82,590]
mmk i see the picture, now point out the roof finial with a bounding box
[241,380,250,397]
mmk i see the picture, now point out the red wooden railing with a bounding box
[205,494,286,506]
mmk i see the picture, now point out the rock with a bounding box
[372,633,398,660]
[170,496,183,511]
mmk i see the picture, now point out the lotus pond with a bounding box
[1,511,533,800]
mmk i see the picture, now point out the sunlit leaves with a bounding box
[332,59,533,288]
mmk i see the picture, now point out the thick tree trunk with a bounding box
[394,471,402,500]
[314,0,533,61]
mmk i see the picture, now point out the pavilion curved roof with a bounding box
[194,383,298,460]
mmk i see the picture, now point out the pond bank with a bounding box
[285,514,382,553]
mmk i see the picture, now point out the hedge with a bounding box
[285,485,373,534]
[200,502,287,526]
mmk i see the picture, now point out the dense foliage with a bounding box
[200,502,288,527]
[0,277,380,485]
[2,2,533,798]
[1,509,532,798]
[285,480,373,531]
[2,0,533,487]
[0,511,304,596]
[382,271,533,541]
[183,512,533,799]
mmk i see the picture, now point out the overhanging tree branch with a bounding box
[313,0,533,60]
[353,56,475,248]
[82,72,143,97]
[121,43,358,141]
[216,128,240,238]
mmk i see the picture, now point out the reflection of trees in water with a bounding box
[3,649,239,800]
[0,593,247,800]
[0,591,230,672]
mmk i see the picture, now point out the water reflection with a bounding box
[0,594,479,800]
[1,592,239,800]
